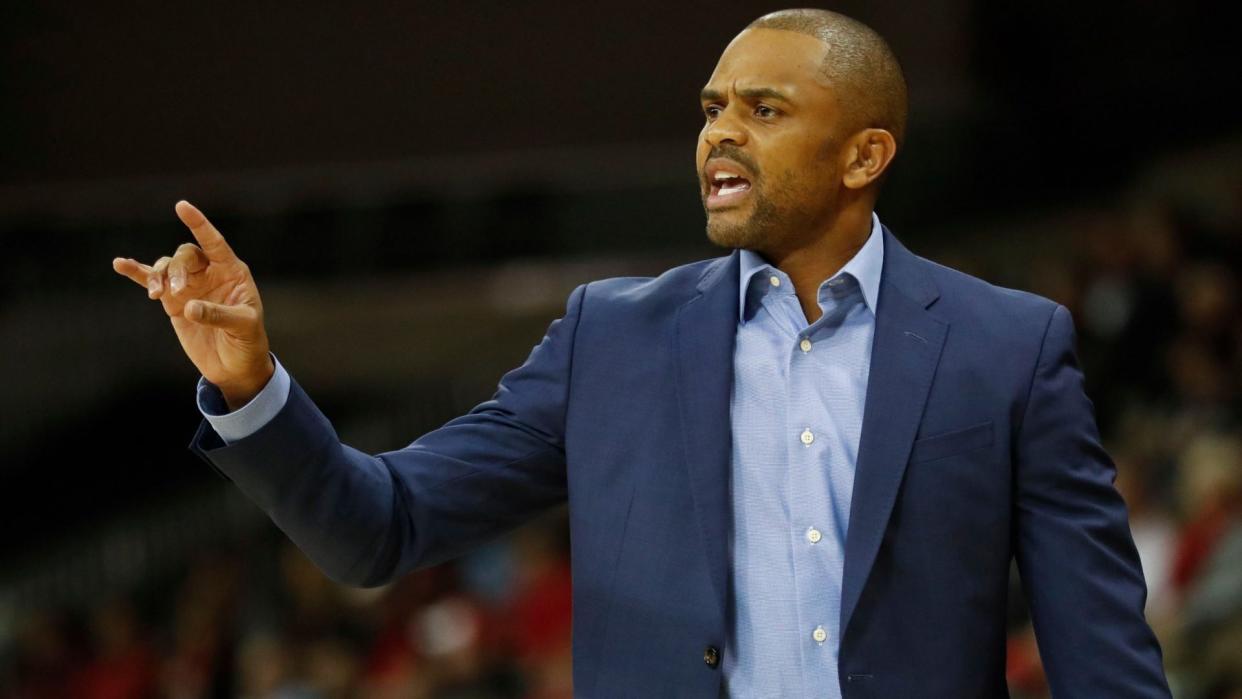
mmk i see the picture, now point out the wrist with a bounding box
[218,355,275,411]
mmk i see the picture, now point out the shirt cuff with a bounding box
[196,355,291,445]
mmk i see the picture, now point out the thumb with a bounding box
[183,299,258,332]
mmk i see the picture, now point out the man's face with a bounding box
[697,28,848,254]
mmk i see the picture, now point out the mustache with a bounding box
[704,145,760,179]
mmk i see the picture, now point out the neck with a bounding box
[765,206,873,324]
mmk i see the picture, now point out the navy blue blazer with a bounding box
[192,226,1170,697]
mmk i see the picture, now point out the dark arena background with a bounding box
[2,2,1239,697]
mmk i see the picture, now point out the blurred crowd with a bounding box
[998,194,1242,697]
[2,513,573,699]
[3,170,1241,698]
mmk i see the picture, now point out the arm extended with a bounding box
[191,285,586,587]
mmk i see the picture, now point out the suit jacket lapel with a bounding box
[672,235,946,636]
[674,252,740,616]
[841,227,948,638]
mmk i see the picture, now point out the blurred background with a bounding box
[2,1,1239,697]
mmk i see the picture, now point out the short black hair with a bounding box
[748,8,908,148]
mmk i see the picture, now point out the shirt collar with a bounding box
[737,212,885,322]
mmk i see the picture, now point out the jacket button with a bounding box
[703,645,720,668]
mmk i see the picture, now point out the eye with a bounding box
[703,105,722,121]
[754,104,778,119]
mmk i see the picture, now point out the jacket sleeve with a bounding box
[189,284,586,587]
[1013,304,1171,697]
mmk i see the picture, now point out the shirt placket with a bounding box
[781,289,845,697]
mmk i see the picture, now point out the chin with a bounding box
[706,215,761,250]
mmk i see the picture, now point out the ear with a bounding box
[841,128,898,190]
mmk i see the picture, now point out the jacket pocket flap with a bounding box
[911,420,994,463]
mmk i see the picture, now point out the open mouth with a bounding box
[707,170,752,208]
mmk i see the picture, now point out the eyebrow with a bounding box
[699,86,793,104]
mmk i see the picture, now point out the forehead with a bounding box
[704,28,833,96]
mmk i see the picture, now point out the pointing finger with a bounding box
[112,257,153,288]
[174,200,236,264]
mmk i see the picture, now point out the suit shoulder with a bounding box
[580,255,728,310]
[916,254,1061,333]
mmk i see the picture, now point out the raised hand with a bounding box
[114,201,274,409]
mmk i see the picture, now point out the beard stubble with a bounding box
[704,167,819,252]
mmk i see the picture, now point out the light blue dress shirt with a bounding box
[722,214,883,698]
[199,214,885,698]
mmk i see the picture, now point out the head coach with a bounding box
[114,8,1171,697]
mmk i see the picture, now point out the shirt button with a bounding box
[703,645,720,668]
[769,275,781,287]
[813,626,827,644]
[806,527,822,544]
[799,338,812,353]
[800,428,814,446]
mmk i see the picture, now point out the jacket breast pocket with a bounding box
[910,420,994,463]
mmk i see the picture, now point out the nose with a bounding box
[703,106,748,148]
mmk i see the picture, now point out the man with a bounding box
[114,9,1171,698]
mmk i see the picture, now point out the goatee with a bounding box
[705,194,781,250]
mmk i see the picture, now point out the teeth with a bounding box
[713,171,740,182]
[718,183,749,195]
